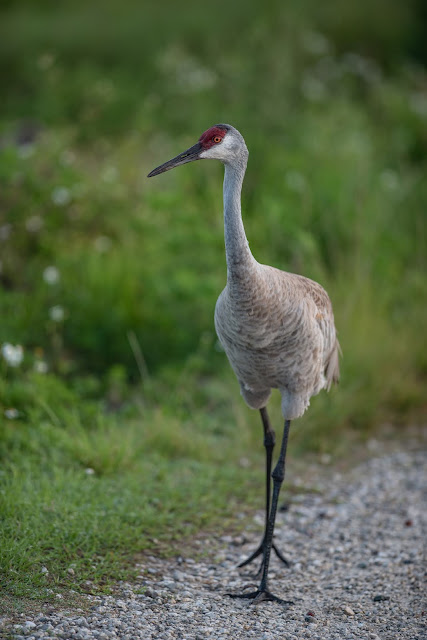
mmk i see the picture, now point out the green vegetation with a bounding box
[1,0,426,602]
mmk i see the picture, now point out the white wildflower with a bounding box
[94,79,116,100]
[0,224,12,241]
[37,53,55,70]
[380,169,399,191]
[18,144,35,159]
[286,171,307,193]
[341,53,381,85]
[49,305,65,322]
[60,150,76,166]
[102,166,118,183]
[5,408,20,419]
[158,46,217,93]
[43,266,60,285]
[26,216,44,233]
[85,468,95,475]
[51,186,71,206]
[181,67,217,92]
[301,30,331,56]
[94,235,112,253]
[345,131,370,156]
[409,92,427,118]
[1,343,24,367]
[301,74,327,102]
[239,457,250,468]
[34,360,48,374]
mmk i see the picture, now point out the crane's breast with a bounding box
[214,283,325,395]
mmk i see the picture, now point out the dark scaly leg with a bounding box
[237,408,289,572]
[228,419,293,605]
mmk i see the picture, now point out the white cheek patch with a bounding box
[200,147,221,159]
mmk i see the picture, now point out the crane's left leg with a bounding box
[237,407,289,573]
[227,419,293,605]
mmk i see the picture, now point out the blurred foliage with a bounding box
[0,0,426,599]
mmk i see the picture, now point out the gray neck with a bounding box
[223,161,256,282]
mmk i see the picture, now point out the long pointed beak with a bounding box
[147,142,203,177]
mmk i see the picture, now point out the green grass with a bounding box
[1,0,426,603]
[0,370,265,600]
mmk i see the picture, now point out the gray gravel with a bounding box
[2,449,426,640]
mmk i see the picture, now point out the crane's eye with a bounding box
[213,136,222,144]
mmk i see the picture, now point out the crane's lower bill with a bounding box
[147,142,202,177]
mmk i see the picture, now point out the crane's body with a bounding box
[148,123,340,605]
[215,264,339,420]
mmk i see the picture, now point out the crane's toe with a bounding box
[226,588,293,606]
[238,540,290,574]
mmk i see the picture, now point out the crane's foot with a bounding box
[238,540,289,572]
[226,589,293,606]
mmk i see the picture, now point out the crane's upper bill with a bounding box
[147,142,203,177]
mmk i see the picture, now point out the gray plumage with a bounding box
[215,265,340,419]
[211,125,340,420]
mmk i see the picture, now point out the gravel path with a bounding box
[2,449,426,640]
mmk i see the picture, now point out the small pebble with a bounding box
[343,605,355,616]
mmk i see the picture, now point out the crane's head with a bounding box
[147,124,248,177]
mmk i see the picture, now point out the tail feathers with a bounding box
[325,339,341,391]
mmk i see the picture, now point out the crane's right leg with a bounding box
[237,407,289,572]
[227,419,293,604]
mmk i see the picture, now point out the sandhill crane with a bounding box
[148,124,340,605]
